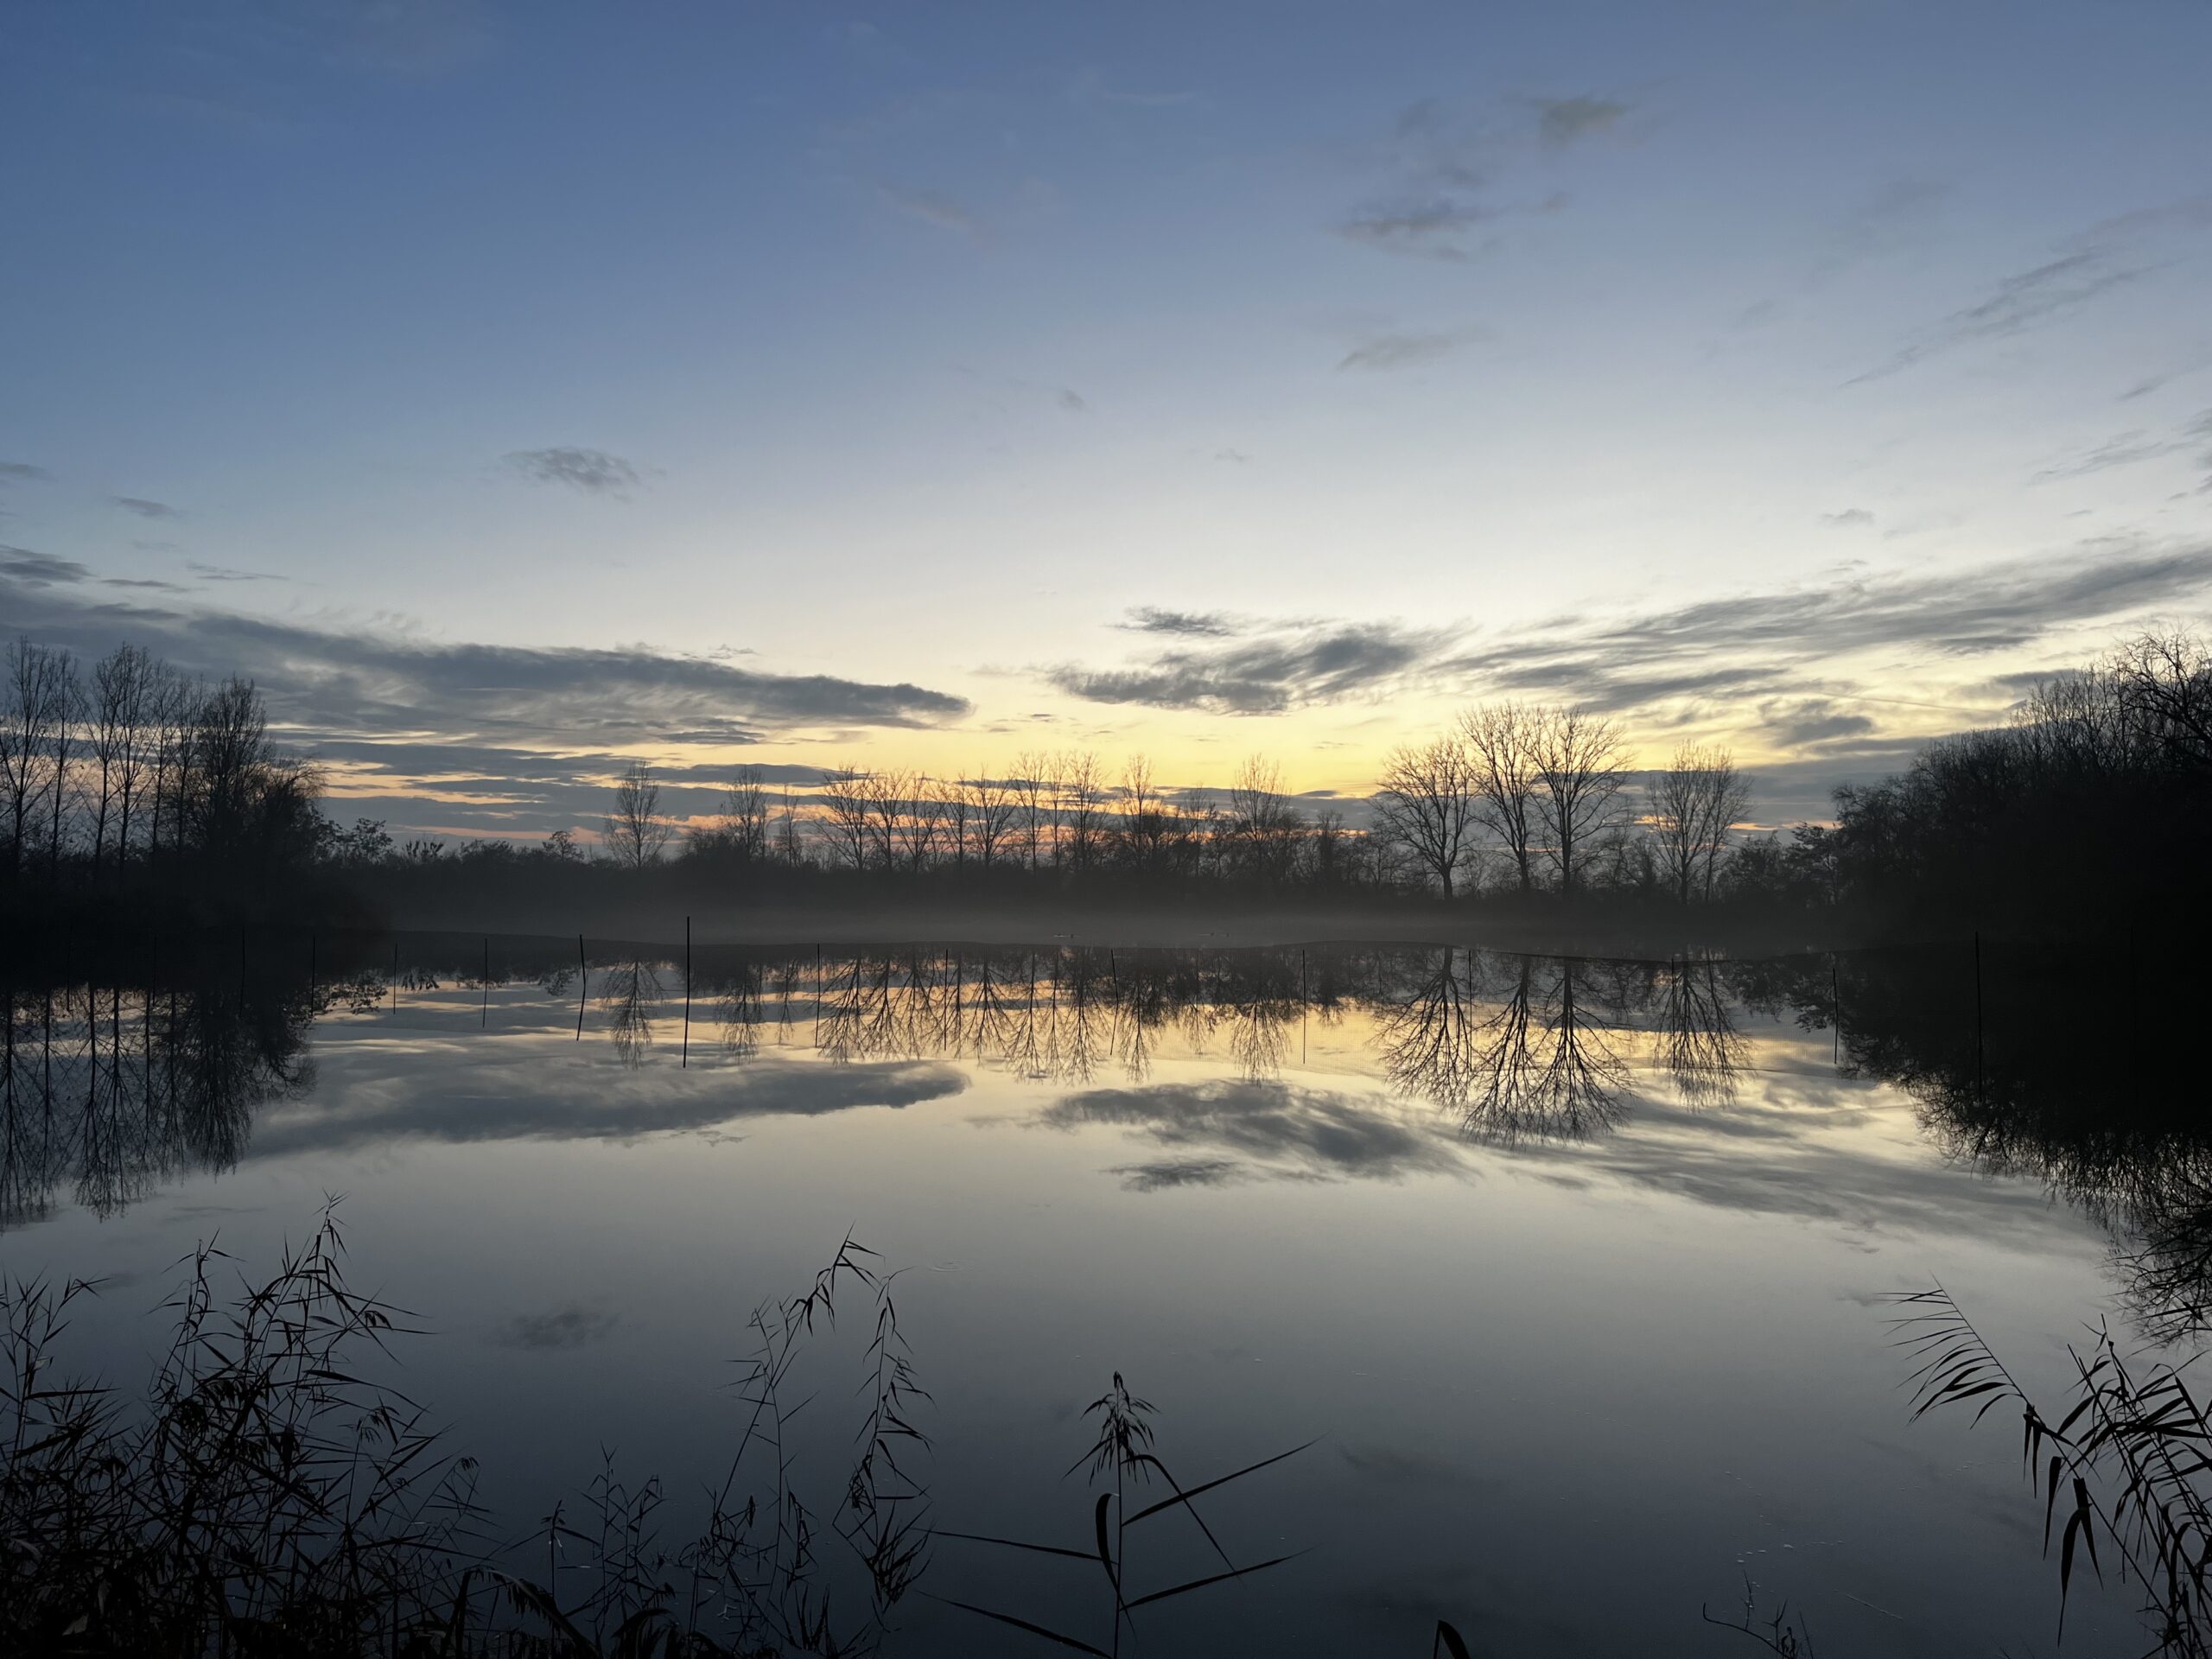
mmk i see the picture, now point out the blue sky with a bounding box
[4,0,2210,835]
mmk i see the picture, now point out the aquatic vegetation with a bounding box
[0,1214,925,1657]
[1897,1284,2212,1656]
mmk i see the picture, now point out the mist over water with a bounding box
[1,931,2193,1654]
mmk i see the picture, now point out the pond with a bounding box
[1,932,2190,1656]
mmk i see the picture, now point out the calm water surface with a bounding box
[0,935,2182,1656]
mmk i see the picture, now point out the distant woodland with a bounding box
[3,630,2207,942]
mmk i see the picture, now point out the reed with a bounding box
[1893,1283,2212,1656]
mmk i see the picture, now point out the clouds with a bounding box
[1334,92,1624,261]
[111,495,179,519]
[0,461,49,485]
[1832,197,2212,380]
[0,548,92,588]
[504,447,644,495]
[880,183,984,239]
[1446,541,2212,712]
[2031,408,2212,486]
[1337,333,1458,372]
[1,561,973,833]
[1052,619,1452,715]
[1534,95,1626,147]
[1336,201,1485,263]
[1116,607,1238,638]
[1821,508,1876,529]
[1758,698,1876,748]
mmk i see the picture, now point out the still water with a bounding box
[1,934,2183,1655]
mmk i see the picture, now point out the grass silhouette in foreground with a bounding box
[933,1370,1314,1655]
[0,1211,928,1656]
[1895,1284,2212,1657]
[2,1211,1482,1656]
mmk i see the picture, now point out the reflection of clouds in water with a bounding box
[495,1306,618,1351]
[1500,1092,2105,1252]
[251,1050,967,1154]
[1108,1156,1247,1192]
[1040,1078,1465,1187]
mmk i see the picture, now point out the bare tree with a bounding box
[818,767,874,870]
[2113,631,2212,771]
[1374,734,1479,897]
[143,663,195,867]
[1059,750,1103,871]
[1,639,74,879]
[603,760,672,869]
[1228,755,1301,885]
[694,766,770,861]
[941,776,973,868]
[1118,754,1179,872]
[1531,707,1630,896]
[1648,744,1751,903]
[87,644,151,877]
[962,772,1020,868]
[901,777,950,872]
[775,785,808,866]
[1460,702,1542,893]
[35,647,83,876]
[1011,750,1052,872]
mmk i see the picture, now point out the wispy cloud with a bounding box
[880,183,983,239]
[1052,620,1452,714]
[1534,95,1626,147]
[2031,409,2212,484]
[1335,92,1628,260]
[1853,250,2145,384]
[188,562,283,583]
[1758,698,1876,747]
[1446,541,2212,710]
[1821,508,1876,529]
[503,447,643,495]
[0,547,91,588]
[1338,333,1457,372]
[1335,200,1483,262]
[1116,607,1239,638]
[0,461,49,485]
[1,573,975,799]
[112,495,179,519]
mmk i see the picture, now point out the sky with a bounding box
[3,0,2211,837]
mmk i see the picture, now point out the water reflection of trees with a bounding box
[599,959,663,1068]
[1373,950,1632,1143]
[798,947,1312,1087]
[1,980,313,1229]
[1748,946,2212,1344]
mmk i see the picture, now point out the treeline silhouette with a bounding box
[9,629,2208,939]
[1,639,342,930]
[1789,631,2212,931]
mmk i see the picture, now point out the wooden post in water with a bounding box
[1973,930,1986,1109]
[481,936,489,1027]
[1831,953,1840,1065]
[682,916,691,1068]
[576,934,588,1041]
